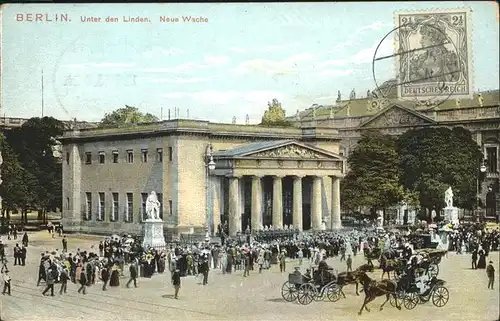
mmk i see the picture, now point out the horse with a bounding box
[336,263,374,297]
[357,271,401,315]
[379,254,405,280]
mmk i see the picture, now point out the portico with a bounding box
[211,140,344,236]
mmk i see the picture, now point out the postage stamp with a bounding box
[394,8,473,101]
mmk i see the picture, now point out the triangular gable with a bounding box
[241,141,344,160]
[359,104,435,128]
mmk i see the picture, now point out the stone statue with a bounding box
[367,90,372,98]
[232,116,236,124]
[377,212,384,228]
[312,107,316,120]
[245,114,249,125]
[284,225,289,230]
[145,191,161,220]
[329,106,334,119]
[349,89,356,100]
[336,90,341,103]
[264,225,268,231]
[444,187,453,208]
[295,109,301,121]
[478,93,484,107]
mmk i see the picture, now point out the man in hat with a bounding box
[486,261,495,290]
[172,268,181,299]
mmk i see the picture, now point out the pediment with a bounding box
[243,142,342,160]
[360,105,435,128]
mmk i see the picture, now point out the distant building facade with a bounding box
[59,120,345,237]
[290,88,500,220]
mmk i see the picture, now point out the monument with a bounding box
[141,191,166,249]
[443,187,459,224]
[376,211,384,228]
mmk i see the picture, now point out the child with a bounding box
[172,268,181,299]
[346,254,353,272]
[2,268,11,295]
[486,261,495,290]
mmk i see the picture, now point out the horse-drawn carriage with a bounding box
[281,266,341,305]
[390,274,449,310]
[413,248,447,278]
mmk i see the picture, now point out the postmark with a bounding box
[394,8,473,101]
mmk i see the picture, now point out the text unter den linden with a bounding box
[15,13,209,23]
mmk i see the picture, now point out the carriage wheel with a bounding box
[281,281,298,302]
[403,292,419,310]
[431,286,449,307]
[427,263,439,278]
[326,285,341,302]
[297,283,316,305]
[312,286,324,301]
[390,291,405,307]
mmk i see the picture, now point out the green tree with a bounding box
[261,99,292,127]
[0,134,37,224]
[397,127,483,218]
[99,105,159,127]
[340,131,404,217]
[4,117,65,223]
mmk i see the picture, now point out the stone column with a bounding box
[331,176,342,229]
[292,176,303,231]
[212,176,222,236]
[228,176,240,237]
[272,175,283,228]
[251,175,262,232]
[311,176,322,230]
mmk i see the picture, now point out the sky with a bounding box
[1,2,499,124]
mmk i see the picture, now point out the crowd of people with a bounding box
[0,219,498,301]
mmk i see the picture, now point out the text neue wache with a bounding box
[15,13,209,23]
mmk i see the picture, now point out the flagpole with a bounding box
[41,69,44,117]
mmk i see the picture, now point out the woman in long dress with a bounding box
[110,264,120,286]
[477,246,487,269]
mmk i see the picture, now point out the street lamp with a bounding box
[205,144,216,238]
[476,161,487,222]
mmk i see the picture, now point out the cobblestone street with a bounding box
[1,232,498,321]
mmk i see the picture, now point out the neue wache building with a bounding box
[60,121,345,237]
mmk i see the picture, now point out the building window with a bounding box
[66,152,70,165]
[156,148,163,162]
[98,192,105,221]
[66,197,70,210]
[486,147,498,173]
[85,152,92,164]
[168,147,173,161]
[157,193,163,219]
[169,200,173,216]
[98,151,105,164]
[141,193,148,220]
[141,149,148,163]
[85,192,92,220]
[112,150,119,163]
[112,193,119,222]
[127,150,134,163]
[126,193,133,222]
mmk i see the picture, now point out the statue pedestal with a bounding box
[142,219,166,249]
[444,207,459,225]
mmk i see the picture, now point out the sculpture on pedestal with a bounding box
[142,191,166,250]
[444,187,459,224]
